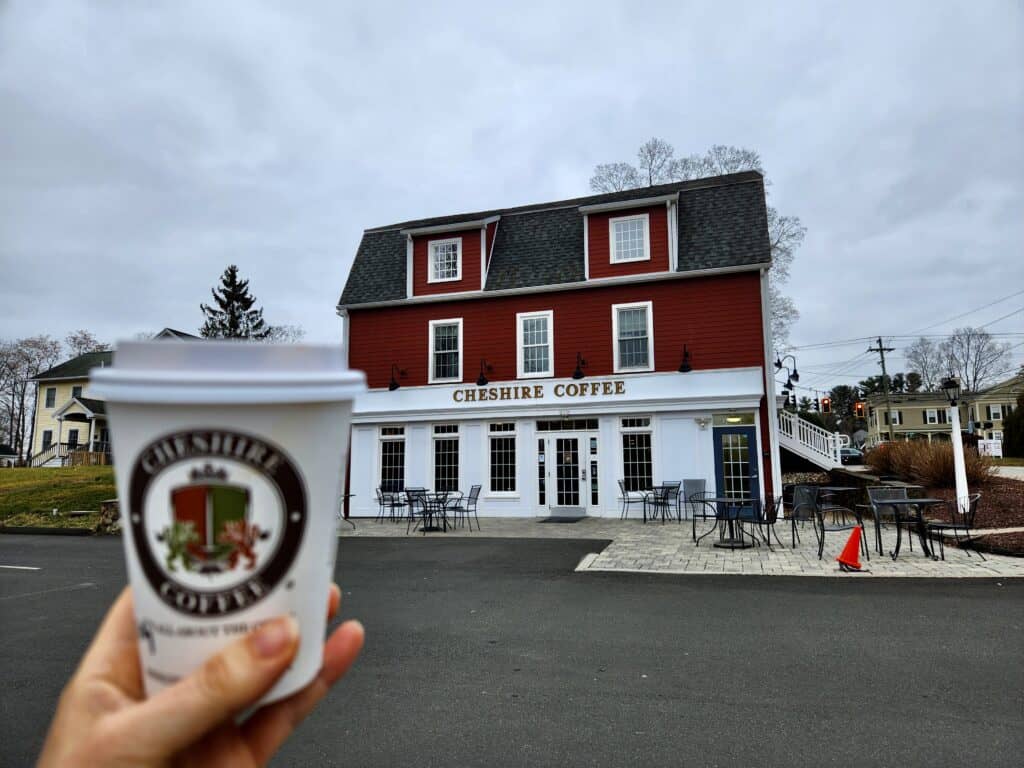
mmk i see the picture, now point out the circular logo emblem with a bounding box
[129,429,306,617]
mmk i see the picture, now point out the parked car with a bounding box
[840,447,864,465]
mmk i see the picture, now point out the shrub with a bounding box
[866,440,993,487]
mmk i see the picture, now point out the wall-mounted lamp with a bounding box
[476,359,492,387]
[695,417,710,430]
[774,354,799,382]
[725,415,743,424]
[572,352,587,380]
[388,363,405,392]
[678,344,692,373]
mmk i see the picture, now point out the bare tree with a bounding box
[636,137,676,186]
[0,336,62,459]
[939,327,1012,392]
[589,140,804,346]
[905,336,944,391]
[589,162,641,193]
[65,329,108,357]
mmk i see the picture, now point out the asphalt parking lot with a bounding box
[2,535,1022,767]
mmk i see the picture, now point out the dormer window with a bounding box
[609,213,650,263]
[429,238,462,283]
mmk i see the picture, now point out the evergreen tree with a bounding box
[1003,392,1024,458]
[200,265,272,340]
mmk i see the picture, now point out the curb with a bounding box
[575,552,600,571]
[0,526,95,537]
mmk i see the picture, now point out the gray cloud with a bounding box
[1,0,1021,384]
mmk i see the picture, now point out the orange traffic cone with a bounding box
[836,526,865,572]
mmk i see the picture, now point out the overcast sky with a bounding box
[1,1,1021,389]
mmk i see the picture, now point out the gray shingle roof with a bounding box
[33,351,114,381]
[339,171,769,307]
[77,397,107,415]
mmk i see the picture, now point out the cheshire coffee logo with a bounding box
[129,429,307,617]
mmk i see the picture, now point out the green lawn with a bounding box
[0,467,115,528]
[994,457,1024,466]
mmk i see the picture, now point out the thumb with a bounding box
[121,616,300,756]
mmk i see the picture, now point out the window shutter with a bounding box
[898,410,903,425]
[922,411,928,425]
[985,405,991,420]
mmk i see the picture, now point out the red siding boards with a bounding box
[348,271,765,390]
[412,228,482,296]
[587,205,670,279]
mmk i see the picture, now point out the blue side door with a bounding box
[713,426,761,501]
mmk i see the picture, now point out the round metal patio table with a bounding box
[695,496,756,549]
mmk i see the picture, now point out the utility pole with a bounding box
[867,337,896,440]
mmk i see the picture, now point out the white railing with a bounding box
[777,409,843,466]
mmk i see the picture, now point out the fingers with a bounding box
[327,583,341,622]
[75,587,145,697]
[120,616,300,756]
[241,620,364,764]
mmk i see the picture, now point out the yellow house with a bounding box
[864,391,969,444]
[29,328,198,466]
[966,373,1022,442]
[30,351,114,466]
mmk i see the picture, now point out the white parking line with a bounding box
[0,582,95,601]
[0,565,41,571]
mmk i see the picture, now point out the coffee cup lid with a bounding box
[89,340,366,404]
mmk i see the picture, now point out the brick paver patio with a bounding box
[340,515,1024,578]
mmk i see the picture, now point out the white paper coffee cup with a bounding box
[90,340,365,706]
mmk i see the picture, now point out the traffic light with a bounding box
[821,396,832,414]
[854,401,865,418]
[813,398,820,412]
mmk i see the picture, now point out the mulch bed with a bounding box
[921,478,1024,530]
[922,477,1024,556]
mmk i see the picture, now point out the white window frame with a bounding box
[428,318,463,384]
[487,422,519,498]
[608,213,651,264]
[378,426,406,493]
[45,387,56,409]
[430,423,461,493]
[888,410,902,426]
[427,237,462,283]
[618,415,655,495]
[992,430,1003,442]
[516,310,554,379]
[611,301,655,373]
[990,404,1003,421]
[925,409,938,424]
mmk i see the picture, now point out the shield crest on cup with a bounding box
[170,472,252,574]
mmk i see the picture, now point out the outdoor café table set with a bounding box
[376,486,482,534]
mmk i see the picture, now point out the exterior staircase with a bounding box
[777,409,848,470]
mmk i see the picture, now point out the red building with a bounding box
[338,171,781,518]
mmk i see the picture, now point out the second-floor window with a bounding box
[429,318,462,383]
[517,310,553,378]
[429,238,462,283]
[609,213,650,263]
[989,404,1003,421]
[612,301,654,373]
[45,387,56,408]
[72,385,83,399]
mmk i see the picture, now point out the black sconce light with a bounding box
[572,352,587,380]
[775,354,799,382]
[678,344,692,373]
[388,363,404,392]
[476,359,492,387]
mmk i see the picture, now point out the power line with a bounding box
[980,306,1024,329]
[908,288,1024,333]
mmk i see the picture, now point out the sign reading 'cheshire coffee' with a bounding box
[453,380,626,403]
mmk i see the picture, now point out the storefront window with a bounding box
[621,417,652,492]
[379,426,405,492]
[489,423,516,493]
[433,424,459,491]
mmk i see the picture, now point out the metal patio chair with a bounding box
[863,486,909,556]
[449,484,482,531]
[789,485,819,548]
[618,480,646,520]
[682,479,707,521]
[812,503,868,561]
[927,492,985,561]
[644,485,673,524]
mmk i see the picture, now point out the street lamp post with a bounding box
[941,377,969,515]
